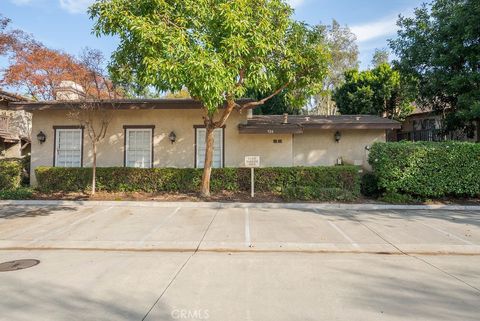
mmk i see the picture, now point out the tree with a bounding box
[308,20,359,115]
[90,0,330,197]
[389,0,480,131]
[371,48,389,68]
[67,48,119,195]
[2,41,84,100]
[333,63,414,120]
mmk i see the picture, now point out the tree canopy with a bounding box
[90,0,330,196]
[333,63,414,120]
[389,0,480,129]
[309,20,359,115]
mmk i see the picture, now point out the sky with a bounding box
[1,0,424,71]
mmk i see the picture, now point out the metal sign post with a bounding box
[245,156,260,198]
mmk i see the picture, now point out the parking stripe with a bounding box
[245,208,251,247]
[417,221,475,245]
[139,207,181,243]
[327,220,360,248]
[26,206,113,245]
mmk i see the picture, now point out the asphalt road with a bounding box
[0,203,479,321]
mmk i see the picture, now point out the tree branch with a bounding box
[240,82,290,111]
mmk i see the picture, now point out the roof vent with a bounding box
[305,116,310,122]
[283,113,288,124]
[355,116,361,121]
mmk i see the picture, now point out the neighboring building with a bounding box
[9,97,400,186]
[0,90,31,158]
[392,108,479,142]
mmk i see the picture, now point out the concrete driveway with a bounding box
[0,203,479,321]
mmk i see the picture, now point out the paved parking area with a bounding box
[0,204,479,254]
[0,203,479,321]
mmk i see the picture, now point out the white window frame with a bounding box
[125,127,153,168]
[54,128,83,167]
[195,127,224,168]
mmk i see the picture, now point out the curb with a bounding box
[1,200,480,211]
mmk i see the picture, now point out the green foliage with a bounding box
[89,0,330,114]
[35,166,360,201]
[282,187,356,202]
[379,192,418,204]
[0,187,33,200]
[360,173,381,197]
[389,0,480,129]
[371,48,389,68]
[0,159,22,191]
[333,63,414,120]
[248,89,298,115]
[309,20,359,116]
[369,142,480,198]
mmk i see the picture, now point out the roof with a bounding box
[238,115,401,134]
[0,90,29,103]
[8,98,254,111]
[0,130,19,143]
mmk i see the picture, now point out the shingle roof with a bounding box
[0,90,29,103]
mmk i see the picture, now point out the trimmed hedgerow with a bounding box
[0,159,22,191]
[369,141,480,198]
[35,166,361,200]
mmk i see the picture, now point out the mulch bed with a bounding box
[28,191,480,205]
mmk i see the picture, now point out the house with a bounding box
[0,90,31,159]
[8,90,400,186]
[391,108,479,142]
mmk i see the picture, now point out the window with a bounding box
[125,127,153,168]
[195,127,223,168]
[54,128,83,167]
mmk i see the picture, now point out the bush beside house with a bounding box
[0,159,22,191]
[35,166,361,201]
[0,158,32,200]
[369,141,480,198]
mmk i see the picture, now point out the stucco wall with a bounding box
[293,129,386,169]
[29,108,293,184]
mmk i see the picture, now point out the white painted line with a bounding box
[26,206,113,245]
[327,220,360,248]
[245,208,251,247]
[417,221,475,245]
[139,207,181,243]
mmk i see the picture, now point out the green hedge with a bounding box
[35,166,361,200]
[0,159,22,191]
[369,141,480,198]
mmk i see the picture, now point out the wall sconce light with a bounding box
[365,145,371,151]
[37,131,46,144]
[334,131,341,143]
[168,131,176,144]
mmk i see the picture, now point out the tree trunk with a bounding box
[200,125,215,197]
[91,141,97,195]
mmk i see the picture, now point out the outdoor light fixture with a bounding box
[168,131,176,144]
[334,131,341,143]
[37,131,46,144]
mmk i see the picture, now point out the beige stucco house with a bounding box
[8,98,400,186]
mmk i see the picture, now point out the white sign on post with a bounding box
[245,156,260,168]
[245,156,260,198]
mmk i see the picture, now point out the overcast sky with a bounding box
[2,0,424,70]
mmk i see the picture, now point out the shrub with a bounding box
[360,172,381,197]
[0,187,33,200]
[369,141,480,198]
[0,159,22,191]
[35,166,361,201]
[379,192,419,204]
